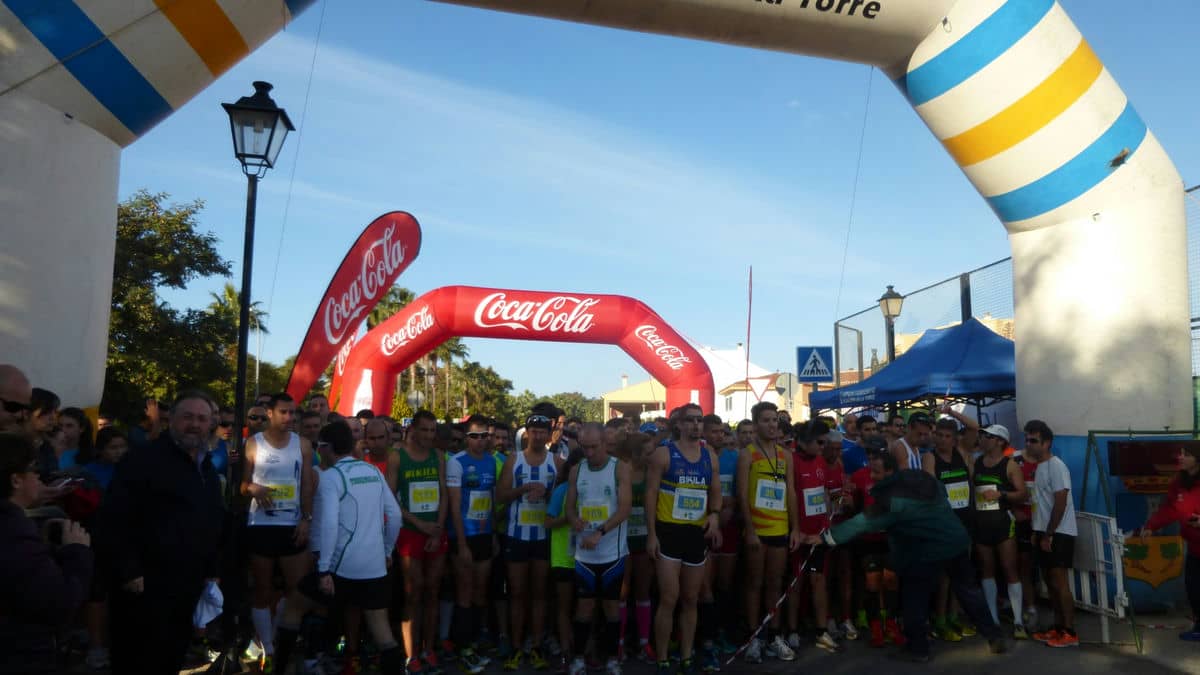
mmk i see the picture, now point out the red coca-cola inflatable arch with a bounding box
[331,285,715,416]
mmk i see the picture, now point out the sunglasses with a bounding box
[247,415,267,422]
[681,416,704,424]
[218,421,233,428]
[1,398,31,414]
[466,431,490,439]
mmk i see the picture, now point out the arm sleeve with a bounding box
[315,470,340,574]
[99,452,146,583]
[1146,480,1184,531]
[826,509,899,546]
[445,457,463,488]
[383,487,403,551]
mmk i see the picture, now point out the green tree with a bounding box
[102,191,234,420]
[367,285,415,329]
[456,360,515,422]
[207,281,269,336]
[548,392,603,422]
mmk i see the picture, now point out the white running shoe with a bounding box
[743,638,763,664]
[826,619,845,640]
[568,656,587,675]
[816,631,841,653]
[786,632,802,651]
[605,657,622,675]
[840,619,860,641]
[769,635,796,662]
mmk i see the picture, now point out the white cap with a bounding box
[981,424,1010,443]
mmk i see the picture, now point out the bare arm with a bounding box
[644,447,666,540]
[566,465,582,531]
[300,439,316,519]
[496,453,524,504]
[921,451,937,477]
[783,450,800,534]
[737,448,755,534]
[612,460,632,528]
[1006,460,1028,506]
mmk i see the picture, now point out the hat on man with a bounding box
[981,424,1010,443]
[638,422,659,434]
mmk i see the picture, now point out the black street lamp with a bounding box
[223,81,293,488]
[878,284,904,415]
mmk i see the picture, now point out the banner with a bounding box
[286,212,422,402]
[330,285,715,415]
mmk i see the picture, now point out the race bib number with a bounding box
[672,487,708,522]
[581,501,610,527]
[802,486,827,516]
[975,485,1001,511]
[1026,480,1035,506]
[628,506,647,537]
[267,483,296,502]
[408,481,440,513]
[754,478,786,512]
[945,481,970,510]
[720,474,735,498]
[467,491,492,521]
[518,502,546,527]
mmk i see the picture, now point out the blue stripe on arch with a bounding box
[987,102,1148,223]
[3,0,172,137]
[898,0,1056,107]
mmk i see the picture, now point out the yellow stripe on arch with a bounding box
[943,39,1104,168]
[154,0,249,77]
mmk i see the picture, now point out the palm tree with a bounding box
[433,338,470,415]
[208,282,269,334]
[367,285,415,329]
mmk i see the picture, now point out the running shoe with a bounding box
[1047,632,1079,648]
[638,644,658,664]
[85,647,110,670]
[1032,628,1060,644]
[785,632,802,651]
[1013,624,1029,640]
[502,651,522,671]
[825,619,845,640]
[478,630,495,654]
[261,655,275,674]
[441,640,458,662]
[884,618,906,647]
[656,661,673,675]
[245,640,265,661]
[567,656,587,675]
[768,635,795,661]
[839,619,859,641]
[605,657,622,675]
[742,638,763,664]
[545,636,563,657]
[529,648,549,670]
[956,621,977,638]
[700,646,720,673]
[855,610,869,632]
[423,650,445,675]
[934,624,962,642]
[681,657,699,675]
[405,656,424,675]
[459,649,486,675]
[815,631,841,653]
[496,635,514,659]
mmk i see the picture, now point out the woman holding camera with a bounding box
[0,431,94,673]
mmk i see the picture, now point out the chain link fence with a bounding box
[834,258,1013,388]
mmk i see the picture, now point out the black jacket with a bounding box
[0,501,94,673]
[99,433,225,599]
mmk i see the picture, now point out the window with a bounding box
[725,395,733,412]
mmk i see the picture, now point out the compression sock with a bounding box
[252,607,275,655]
[698,601,717,644]
[618,601,627,654]
[603,620,621,660]
[574,620,592,658]
[440,600,454,642]
[1008,583,1024,626]
[636,601,652,646]
[982,578,999,625]
[453,604,473,647]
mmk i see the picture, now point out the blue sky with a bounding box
[119,0,1200,399]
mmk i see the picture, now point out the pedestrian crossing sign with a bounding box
[797,346,833,383]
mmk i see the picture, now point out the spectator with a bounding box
[82,428,128,492]
[30,388,61,478]
[0,431,94,674]
[56,407,94,471]
[99,390,226,673]
[1140,444,1200,641]
[0,365,33,436]
[79,428,128,670]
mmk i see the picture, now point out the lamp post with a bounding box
[223,81,293,488]
[878,284,904,415]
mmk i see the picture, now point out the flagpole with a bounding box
[745,266,753,419]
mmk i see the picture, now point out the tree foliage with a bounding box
[102,191,234,420]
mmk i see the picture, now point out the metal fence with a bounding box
[834,258,1014,387]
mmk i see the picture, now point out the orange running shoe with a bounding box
[885,618,907,647]
[1047,631,1079,648]
[1032,628,1060,643]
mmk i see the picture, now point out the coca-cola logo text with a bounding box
[473,292,599,333]
[380,305,435,356]
[634,325,692,371]
[323,224,408,345]
[334,331,358,376]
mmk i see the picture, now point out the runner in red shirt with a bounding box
[786,421,841,653]
[1013,448,1039,628]
[823,431,859,642]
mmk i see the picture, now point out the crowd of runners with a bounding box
[2,359,1099,674]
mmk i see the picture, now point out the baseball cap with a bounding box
[525,414,554,430]
[907,412,933,427]
[639,422,660,434]
[981,424,1010,443]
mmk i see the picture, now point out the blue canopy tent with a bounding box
[810,318,1015,410]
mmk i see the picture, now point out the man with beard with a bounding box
[100,391,225,673]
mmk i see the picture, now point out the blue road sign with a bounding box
[796,346,834,383]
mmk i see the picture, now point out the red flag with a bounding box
[285,212,422,401]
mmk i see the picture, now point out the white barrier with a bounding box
[1072,511,1129,644]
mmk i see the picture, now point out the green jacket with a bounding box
[824,469,970,572]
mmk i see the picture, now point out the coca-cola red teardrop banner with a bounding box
[285,212,422,402]
[331,285,715,416]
